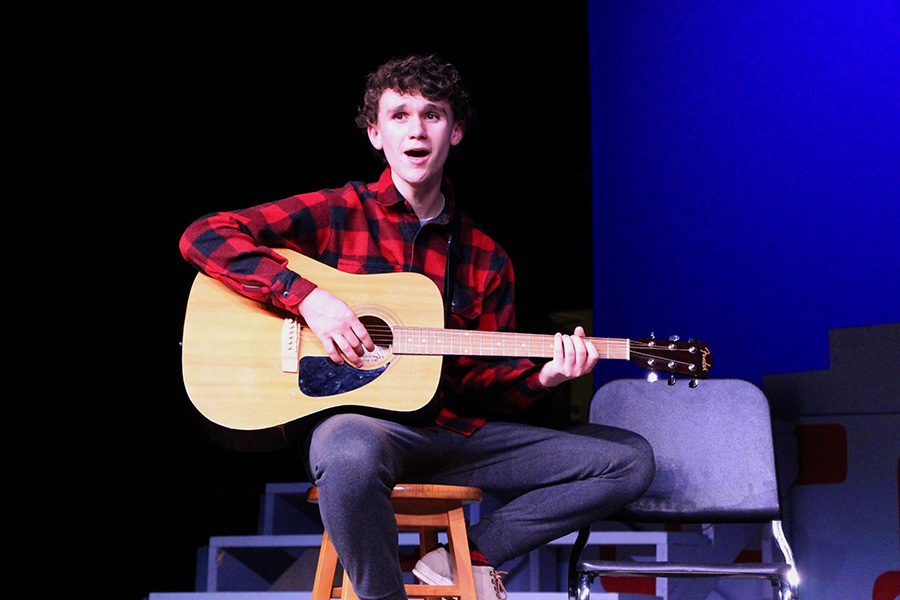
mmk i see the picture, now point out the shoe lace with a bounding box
[489,569,508,600]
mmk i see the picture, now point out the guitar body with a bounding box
[182,249,445,446]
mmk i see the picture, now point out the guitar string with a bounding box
[344,324,697,351]
[358,324,689,342]
[348,325,701,368]
[360,327,695,351]
[361,326,633,347]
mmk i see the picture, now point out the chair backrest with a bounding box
[590,378,781,523]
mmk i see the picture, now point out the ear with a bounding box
[367,123,383,150]
[450,121,465,146]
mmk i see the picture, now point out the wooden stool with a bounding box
[307,483,482,600]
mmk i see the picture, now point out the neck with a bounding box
[392,173,444,220]
[391,327,632,360]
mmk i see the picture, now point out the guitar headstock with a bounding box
[629,336,713,386]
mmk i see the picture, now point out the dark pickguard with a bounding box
[297,356,388,397]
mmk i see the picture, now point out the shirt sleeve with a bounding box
[179,190,334,313]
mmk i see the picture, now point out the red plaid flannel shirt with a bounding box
[179,168,550,434]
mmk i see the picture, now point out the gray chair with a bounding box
[568,378,799,600]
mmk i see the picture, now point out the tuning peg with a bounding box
[669,335,680,341]
[647,372,659,383]
[668,374,677,386]
[689,378,699,388]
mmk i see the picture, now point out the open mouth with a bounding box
[405,149,430,158]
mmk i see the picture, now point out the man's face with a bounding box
[367,89,464,193]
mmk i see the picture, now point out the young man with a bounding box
[180,55,654,600]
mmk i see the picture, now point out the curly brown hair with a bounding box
[355,55,472,129]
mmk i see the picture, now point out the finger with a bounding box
[333,334,365,367]
[553,332,565,363]
[572,326,599,367]
[572,334,588,361]
[351,320,376,352]
[560,334,577,371]
[569,335,589,372]
[322,332,355,366]
[343,329,366,359]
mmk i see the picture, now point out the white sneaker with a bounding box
[472,565,508,600]
[412,546,455,585]
[413,546,508,600]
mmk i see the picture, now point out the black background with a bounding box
[18,3,592,597]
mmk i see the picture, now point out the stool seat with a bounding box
[306,483,482,504]
[307,483,482,600]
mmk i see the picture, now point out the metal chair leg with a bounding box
[771,520,800,599]
[576,571,593,600]
[776,573,799,600]
[567,527,590,600]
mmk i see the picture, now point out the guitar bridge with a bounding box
[281,317,301,373]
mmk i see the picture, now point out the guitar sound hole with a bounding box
[359,315,394,354]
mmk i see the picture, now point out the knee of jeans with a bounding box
[308,414,394,484]
[624,433,656,498]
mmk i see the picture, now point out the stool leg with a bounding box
[312,530,340,600]
[446,505,477,600]
[417,525,442,599]
[419,526,439,558]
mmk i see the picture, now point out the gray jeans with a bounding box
[307,414,654,600]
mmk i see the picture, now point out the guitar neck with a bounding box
[393,327,630,360]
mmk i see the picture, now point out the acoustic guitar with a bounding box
[181,249,712,449]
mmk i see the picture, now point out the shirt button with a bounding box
[282,291,290,298]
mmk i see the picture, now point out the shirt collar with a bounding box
[374,167,456,225]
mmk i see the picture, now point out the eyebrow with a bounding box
[385,102,448,116]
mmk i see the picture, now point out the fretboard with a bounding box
[392,326,630,360]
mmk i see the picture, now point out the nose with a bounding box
[408,116,426,138]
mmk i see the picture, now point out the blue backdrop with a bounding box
[587,1,899,387]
